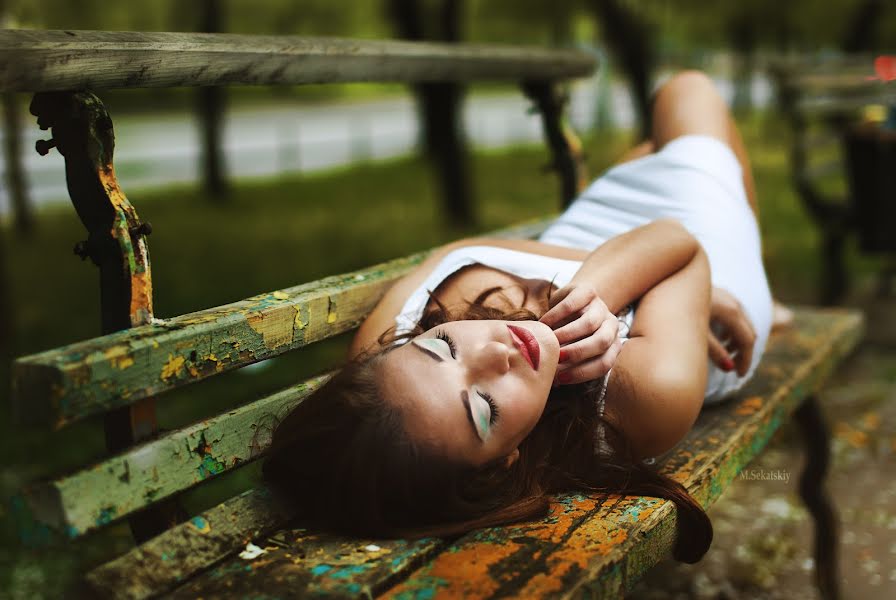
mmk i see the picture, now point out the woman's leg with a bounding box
[621,70,793,328]
[650,70,760,221]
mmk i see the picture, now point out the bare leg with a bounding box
[617,71,793,329]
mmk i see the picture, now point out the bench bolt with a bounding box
[73,240,90,260]
[130,222,153,237]
[35,138,57,156]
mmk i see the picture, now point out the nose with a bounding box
[468,340,511,378]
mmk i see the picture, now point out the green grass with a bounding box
[0,113,887,596]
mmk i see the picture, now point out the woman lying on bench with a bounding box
[264,71,788,563]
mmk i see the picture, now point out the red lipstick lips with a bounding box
[507,324,540,370]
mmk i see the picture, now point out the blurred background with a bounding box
[1,0,894,598]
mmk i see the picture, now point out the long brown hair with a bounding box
[262,283,712,563]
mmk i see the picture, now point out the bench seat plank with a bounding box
[159,307,862,599]
[12,219,552,430]
[0,30,595,93]
[85,489,289,600]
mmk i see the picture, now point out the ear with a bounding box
[502,448,520,469]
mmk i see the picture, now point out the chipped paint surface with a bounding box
[25,376,328,539]
[103,307,864,599]
[13,218,556,431]
[27,303,862,595]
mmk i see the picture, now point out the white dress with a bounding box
[395,135,772,406]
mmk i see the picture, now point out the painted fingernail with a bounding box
[721,358,735,371]
[559,349,569,363]
[555,373,572,385]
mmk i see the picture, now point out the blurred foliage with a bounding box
[4,0,894,50]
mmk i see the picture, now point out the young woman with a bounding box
[263,71,788,563]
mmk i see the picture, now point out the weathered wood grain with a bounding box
[156,307,862,600]
[85,488,290,600]
[18,375,328,539]
[11,217,554,430]
[0,30,596,92]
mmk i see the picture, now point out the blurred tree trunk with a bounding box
[388,0,474,227]
[197,0,229,201]
[0,223,14,375]
[587,0,655,141]
[841,0,883,52]
[2,6,33,235]
[727,12,756,115]
[3,93,33,235]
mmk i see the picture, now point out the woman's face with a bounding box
[378,320,561,467]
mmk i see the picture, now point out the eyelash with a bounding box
[436,329,457,358]
[436,329,499,425]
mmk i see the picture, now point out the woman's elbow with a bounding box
[632,374,704,459]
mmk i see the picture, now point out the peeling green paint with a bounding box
[13,219,557,431]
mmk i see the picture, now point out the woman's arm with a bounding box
[603,244,711,459]
[566,218,701,315]
[348,237,589,358]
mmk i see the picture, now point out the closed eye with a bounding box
[430,330,499,428]
[479,390,500,425]
[436,329,457,358]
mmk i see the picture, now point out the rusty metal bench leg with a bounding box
[522,81,588,209]
[30,91,186,542]
[794,395,841,600]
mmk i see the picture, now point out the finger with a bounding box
[555,339,623,385]
[707,332,733,370]
[724,316,756,377]
[540,287,594,328]
[559,319,619,364]
[555,307,617,346]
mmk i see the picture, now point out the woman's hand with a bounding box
[539,283,623,386]
[708,286,756,377]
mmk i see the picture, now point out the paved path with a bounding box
[0,73,772,215]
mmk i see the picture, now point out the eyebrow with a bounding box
[411,343,479,441]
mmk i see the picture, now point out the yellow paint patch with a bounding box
[104,346,136,371]
[160,354,186,381]
[273,291,289,300]
[247,306,294,349]
[294,308,306,330]
[327,309,337,324]
[735,396,764,415]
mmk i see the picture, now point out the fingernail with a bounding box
[721,358,735,371]
[559,349,569,363]
[555,373,572,385]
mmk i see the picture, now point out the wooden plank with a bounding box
[16,375,329,539]
[85,488,290,600]
[11,218,554,430]
[0,30,596,93]
[797,91,896,115]
[157,307,862,599]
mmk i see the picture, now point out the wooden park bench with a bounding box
[3,30,864,599]
[770,56,896,305]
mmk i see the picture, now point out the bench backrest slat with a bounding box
[12,218,552,430]
[21,374,327,539]
[12,219,549,429]
[0,30,596,93]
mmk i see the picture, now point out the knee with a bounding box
[655,70,726,107]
